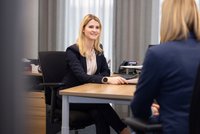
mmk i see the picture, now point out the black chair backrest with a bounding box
[38,51,66,105]
[189,64,200,134]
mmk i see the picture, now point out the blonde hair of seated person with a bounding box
[160,0,200,43]
[77,14,103,57]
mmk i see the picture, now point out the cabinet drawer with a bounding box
[26,91,45,107]
[27,107,46,117]
[26,116,46,134]
[27,97,45,107]
[26,91,46,117]
[27,91,45,98]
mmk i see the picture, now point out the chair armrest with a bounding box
[39,82,65,123]
[39,82,65,89]
[124,117,162,132]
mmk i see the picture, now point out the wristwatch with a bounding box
[102,77,108,83]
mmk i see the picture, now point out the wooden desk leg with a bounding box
[61,96,69,134]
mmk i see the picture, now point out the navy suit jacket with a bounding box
[62,44,110,88]
[131,33,200,134]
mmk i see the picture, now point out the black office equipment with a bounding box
[118,60,137,74]
[120,60,137,66]
[148,44,157,48]
[38,51,93,134]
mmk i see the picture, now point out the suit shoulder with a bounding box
[66,44,79,53]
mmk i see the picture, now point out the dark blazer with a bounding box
[130,33,200,134]
[189,64,200,134]
[62,44,110,88]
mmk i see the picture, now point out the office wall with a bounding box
[24,0,161,62]
[23,0,39,59]
[0,0,26,133]
[113,0,159,71]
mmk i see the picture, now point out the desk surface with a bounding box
[24,71,42,77]
[60,83,136,134]
[60,83,136,100]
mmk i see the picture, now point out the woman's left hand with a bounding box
[151,103,160,116]
[107,76,127,84]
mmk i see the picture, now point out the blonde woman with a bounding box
[61,14,130,134]
[131,0,200,134]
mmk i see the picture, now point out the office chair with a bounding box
[38,51,94,134]
[189,64,200,134]
[124,64,200,134]
[124,116,162,134]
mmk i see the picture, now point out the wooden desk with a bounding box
[24,71,45,134]
[24,71,42,77]
[59,83,136,134]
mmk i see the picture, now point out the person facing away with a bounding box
[189,64,200,134]
[61,14,130,134]
[130,0,200,134]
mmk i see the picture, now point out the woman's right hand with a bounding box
[107,76,127,84]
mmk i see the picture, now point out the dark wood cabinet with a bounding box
[26,91,46,134]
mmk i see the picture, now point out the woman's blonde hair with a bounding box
[77,14,103,57]
[160,0,200,43]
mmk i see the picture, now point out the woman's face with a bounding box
[83,19,100,41]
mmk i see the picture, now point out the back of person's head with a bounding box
[77,14,103,56]
[160,0,200,43]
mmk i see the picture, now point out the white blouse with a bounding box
[86,49,97,75]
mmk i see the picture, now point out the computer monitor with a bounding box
[148,44,157,48]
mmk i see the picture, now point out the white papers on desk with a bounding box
[120,65,143,70]
[31,64,39,73]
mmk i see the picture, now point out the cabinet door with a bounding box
[26,91,46,134]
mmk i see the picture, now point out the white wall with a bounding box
[23,0,38,59]
[151,0,160,44]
